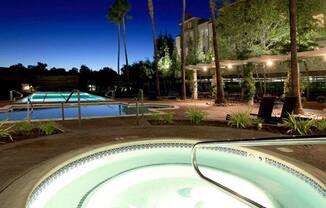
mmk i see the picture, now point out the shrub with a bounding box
[185,107,207,125]
[38,121,58,135]
[0,122,13,141]
[150,112,174,125]
[316,96,326,103]
[315,119,326,132]
[14,121,34,132]
[283,114,315,136]
[162,112,174,124]
[228,112,256,128]
[150,112,162,122]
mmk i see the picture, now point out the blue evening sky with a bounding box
[0,0,211,70]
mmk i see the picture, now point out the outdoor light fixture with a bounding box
[227,64,233,69]
[266,60,274,67]
[88,85,96,92]
[22,84,31,92]
[203,67,208,72]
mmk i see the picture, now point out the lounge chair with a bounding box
[270,96,298,123]
[250,96,277,122]
[226,96,276,121]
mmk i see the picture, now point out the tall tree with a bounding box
[147,0,161,98]
[107,1,122,89]
[289,0,303,114]
[181,0,187,100]
[209,0,225,104]
[121,0,132,90]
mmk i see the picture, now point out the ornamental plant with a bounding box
[283,114,315,136]
[0,122,13,142]
[185,107,208,125]
[37,121,58,135]
[228,112,255,129]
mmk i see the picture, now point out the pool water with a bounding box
[0,104,149,121]
[27,142,326,208]
[19,92,108,103]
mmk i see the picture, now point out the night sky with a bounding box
[0,0,211,70]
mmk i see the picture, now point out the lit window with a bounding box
[88,85,96,92]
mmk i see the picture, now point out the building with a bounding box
[175,17,213,61]
[175,10,326,99]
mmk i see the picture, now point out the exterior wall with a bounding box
[175,17,212,57]
[197,22,213,54]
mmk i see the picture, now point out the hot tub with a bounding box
[26,140,326,208]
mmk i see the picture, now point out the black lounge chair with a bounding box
[250,96,277,122]
[225,96,276,121]
[270,96,298,123]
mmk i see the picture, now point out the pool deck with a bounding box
[0,99,325,207]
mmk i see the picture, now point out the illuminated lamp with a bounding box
[266,60,274,67]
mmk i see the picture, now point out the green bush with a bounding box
[162,112,174,124]
[227,112,257,128]
[316,96,326,103]
[38,121,58,135]
[150,112,174,125]
[150,112,162,122]
[0,122,13,141]
[283,114,315,136]
[185,107,207,125]
[14,121,34,132]
[315,119,326,132]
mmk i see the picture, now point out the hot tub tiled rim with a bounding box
[25,139,326,208]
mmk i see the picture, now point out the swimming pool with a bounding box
[19,92,109,103]
[0,104,156,121]
[26,140,326,208]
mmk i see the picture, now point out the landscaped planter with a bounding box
[148,119,289,134]
[0,127,63,144]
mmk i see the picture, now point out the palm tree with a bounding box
[180,0,186,100]
[289,0,303,114]
[147,0,160,98]
[121,0,132,90]
[107,2,122,89]
[209,0,225,104]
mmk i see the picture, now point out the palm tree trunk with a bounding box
[181,0,186,100]
[117,23,121,89]
[303,60,310,101]
[148,0,160,98]
[122,16,130,91]
[209,0,225,104]
[289,0,303,114]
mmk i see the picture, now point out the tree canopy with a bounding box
[217,0,325,59]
